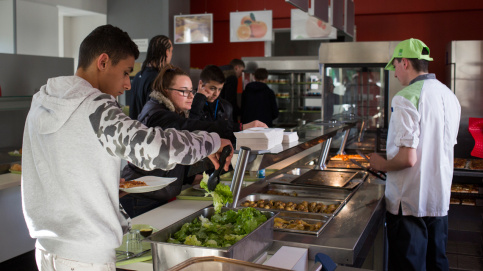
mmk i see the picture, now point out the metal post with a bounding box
[227,147,251,208]
[336,129,350,155]
[314,138,332,170]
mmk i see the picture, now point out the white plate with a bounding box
[119,176,177,193]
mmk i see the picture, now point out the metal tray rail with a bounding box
[274,212,332,236]
[238,194,345,217]
[145,207,277,270]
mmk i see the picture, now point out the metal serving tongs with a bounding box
[207,145,232,191]
[350,150,387,181]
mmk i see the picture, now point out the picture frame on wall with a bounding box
[174,13,213,44]
[291,9,336,40]
[230,10,272,42]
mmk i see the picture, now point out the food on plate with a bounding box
[331,154,365,161]
[453,158,467,169]
[461,198,476,206]
[265,190,298,197]
[240,199,339,214]
[199,172,233,213]
[451,184,463,193]
[119,180,147,189]
[167,207,267,248]
[450,198,460,205]
[451,184,478,193]
[10,164,22,172]
[273,217,324,232]
[469,159,483,170]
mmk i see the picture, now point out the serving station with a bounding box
[124,118,386,271]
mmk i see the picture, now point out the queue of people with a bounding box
[19,22,460,271]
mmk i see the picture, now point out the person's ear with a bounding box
[97,53,109,71]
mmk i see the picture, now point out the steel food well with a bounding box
[258,183,352,202]
[274,211,332,236]
[238,194,345,217]
[145,207,277,270]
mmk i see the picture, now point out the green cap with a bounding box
[385,38,433,71]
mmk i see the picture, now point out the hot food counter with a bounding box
[124,120,386,270]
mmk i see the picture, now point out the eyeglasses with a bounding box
[168,88,197,97]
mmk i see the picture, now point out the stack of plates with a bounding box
[234,128,284,150]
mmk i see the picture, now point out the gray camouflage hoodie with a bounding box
[21,75,220,263]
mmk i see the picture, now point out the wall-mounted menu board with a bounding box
[291,9,336,40]
[230,10,273,42]
[174,13,213,44]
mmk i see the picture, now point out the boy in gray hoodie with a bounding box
[21,25,232,270]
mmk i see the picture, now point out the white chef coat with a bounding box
[385,74,461,217]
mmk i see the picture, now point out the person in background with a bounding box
[21,25,232,270]
[190,65,267,145]
[121,64,236,217]
[219,59,245,122]
[368,38,461,271]
[241,68,279,127]
[129,35,172,119]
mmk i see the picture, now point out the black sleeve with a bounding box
[221,76,239,118]
[189,93,207,120]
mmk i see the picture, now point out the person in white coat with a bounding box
[369,38,461,271]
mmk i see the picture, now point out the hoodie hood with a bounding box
[149,90,189,118]
[32,76,100,134]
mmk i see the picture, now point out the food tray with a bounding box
[145,207,276,270]
[258,183,351,202]
[273,212,331,236]
[268,168,367,190]
[326,160,369,169]
[238,194,344,217]
[291,169,358,188]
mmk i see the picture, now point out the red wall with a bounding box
[190,0,483,84]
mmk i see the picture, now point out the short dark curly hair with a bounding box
[77,24,139,70]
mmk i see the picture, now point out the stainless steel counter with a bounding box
[269,178,385,266]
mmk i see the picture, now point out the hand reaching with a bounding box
[207,138,234,172]
[242,120,268,130]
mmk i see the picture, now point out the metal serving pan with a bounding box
[238,194,345,217]
[257,183,352,202]
[274,212,332,236]
[291,169,358,188]
[167,256,291,271]
[145,207,277,270]
[268,168,367,190]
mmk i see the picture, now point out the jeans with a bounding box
[386,209,449,271]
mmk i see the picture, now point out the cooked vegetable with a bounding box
[167,207,267,248]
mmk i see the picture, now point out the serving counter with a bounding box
[122,121,387,270]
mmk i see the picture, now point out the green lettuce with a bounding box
[199,172,233,213]
[167,207,267,248]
